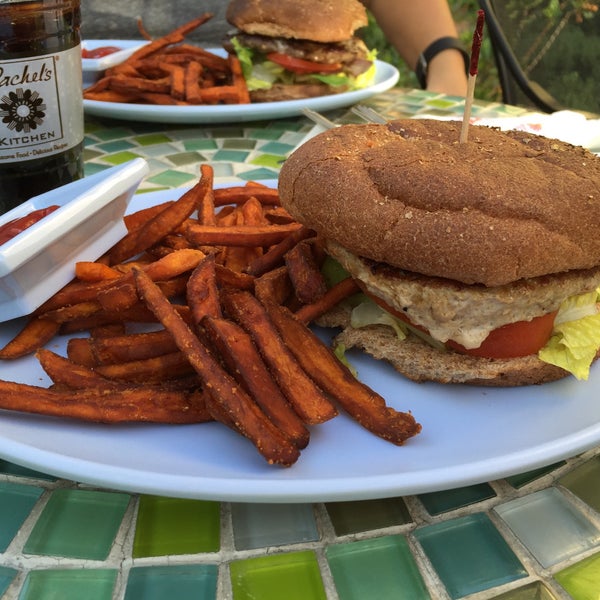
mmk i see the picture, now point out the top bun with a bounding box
[226,0,368,43]
[278,120,600,287]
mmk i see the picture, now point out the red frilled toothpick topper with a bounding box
[460,9,486,143]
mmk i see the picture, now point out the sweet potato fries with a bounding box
[83,15,251,106]
[0,166,421,466]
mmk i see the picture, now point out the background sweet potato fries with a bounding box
[0,165,421,466]
[84,15,251,105]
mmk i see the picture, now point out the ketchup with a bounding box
[0,205,60,245]
[82,46,121,58]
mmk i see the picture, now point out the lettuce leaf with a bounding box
[538,288,600,380]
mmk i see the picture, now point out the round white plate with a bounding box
[1,187,599,502]
[82,43,400,124]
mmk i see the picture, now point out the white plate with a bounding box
[0,186,599,502]
[82,45,399,124]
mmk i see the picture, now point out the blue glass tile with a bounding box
[20,568,117,600]
[125,565,217,600]
[414,513,527,599]
[0,460,56,480]
[0,481,44,551]
[232,503,318,550]
[418,483,496,515]
[238,168,279,181]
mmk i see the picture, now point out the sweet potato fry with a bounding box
[186,254,222,324]
[254,266,293,306]
[132,267,300,466]
[72,329,179,366]
[185,223,303,247]
[75,262,121,282]
[124,201,175,232]
[0,317,60,359]
[294,277,361,324]
[245,226,315,276]
[197,164,216,225]
[94,351,194,384]
[201,316,309,449]
[285,240,328,304]
[0,379,210,424]
[109,173,211,264]
[221,289,338,425]
[228,54,250,104]
[213,186,280,207]
[264,300,422,445]
[215,264,255,290]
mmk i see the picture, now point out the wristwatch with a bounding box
[415,36,469,89]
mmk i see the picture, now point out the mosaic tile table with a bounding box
[1,88,600,600]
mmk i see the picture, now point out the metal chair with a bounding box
[478,0,599,114]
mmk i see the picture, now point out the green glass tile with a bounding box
[489,581,558,600]
[0,566,18,597]
[237,167,278,181]
[20,568,117,600]
[260,141,296,154]
[414,512,527,599]
[249,129,285,140]
[495,488,600,568]
[133,144,177,158]
[0,481,44,551]
[327,535,429,600]
[82,146,103,159]
[209,126,245,137]
[166,151,206,166]
[559,456,600,511]
[418,483,496,515]
[84,162,113,176]
[24,489,130,560]
[232,503,318,550]
[326,497,412,536]
[125,565,217,600]
[133,496,220,557]
[96,140,137,153]
[230,551,326,600]
[183,139,219,152]
[250,154,286,169]
[92,127,135,141]
[134,133,172,146]
[505,462,564,488]
[0,459,56,480]
[555,551,600,600]
[222,139,257,150]
[212,149,250,162]
[212,163,235,178]
[101,150,143,165]
[147,170,197,187]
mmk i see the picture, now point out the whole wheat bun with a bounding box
[226,0,368,43]
[278,120,600,287]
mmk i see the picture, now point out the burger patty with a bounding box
[228,32,369,66]
[327,240,600,349]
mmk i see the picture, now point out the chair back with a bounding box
[479,0,599,114]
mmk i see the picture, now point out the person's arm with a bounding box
[362,0,468,96]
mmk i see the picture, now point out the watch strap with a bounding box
[415,36,469,89]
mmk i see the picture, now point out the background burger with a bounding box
[224,0,376,102]
[278,119,600,386]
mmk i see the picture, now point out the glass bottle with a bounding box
[0,0,83,214]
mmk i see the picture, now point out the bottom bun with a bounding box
[318,305,570,386]
[335,325,571,386]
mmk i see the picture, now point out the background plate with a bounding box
[83,45,399,124]
[0,186,599,502]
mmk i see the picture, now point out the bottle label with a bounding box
[0,45,83,164]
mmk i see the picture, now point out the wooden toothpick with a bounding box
[460,10,485,143]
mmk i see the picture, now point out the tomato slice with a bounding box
[266,52,342,74]
[0,205,60,245]
[364,289,557,359]
[82,46,121,59]
[446,312,558,358]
